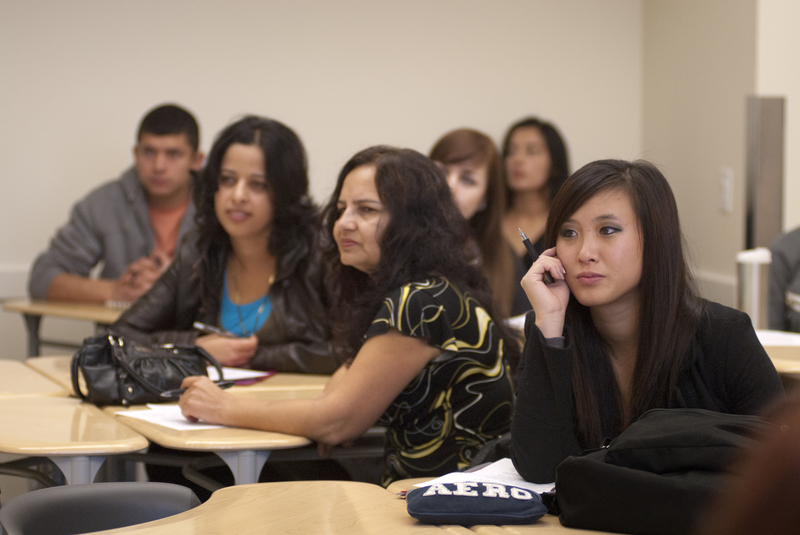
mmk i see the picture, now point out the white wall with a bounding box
[757,0,800,231]
[0,0,644,358]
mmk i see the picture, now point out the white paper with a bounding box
[757,330,800,346]
[413,458,555,494]
[116,405,225,431]
[206,366,272,382]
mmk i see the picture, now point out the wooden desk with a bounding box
[3,298,124,357]
[230,372,328,393]
[94,480,609,534]
[26,357,380,483]
[763,346,800,374]
[106,388,321,485]
[0,359,66,397]
[0,397,147,484]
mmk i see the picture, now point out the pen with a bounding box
[518,228,554,284]
[193,321,237,338]
[160,379,237,399]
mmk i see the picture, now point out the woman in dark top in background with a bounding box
[112,115,336,374]
[178,146,516,486]
[430,128,528,318]
[511,159,783,483]
[501,117,569,266]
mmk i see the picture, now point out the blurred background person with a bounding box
[430,128,529,317]
[501,116,569,268]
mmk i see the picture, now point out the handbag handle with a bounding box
[71,340,90,400]
[109,336,225,397]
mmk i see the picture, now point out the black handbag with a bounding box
[71,333,224,406]
[554,408,775,535]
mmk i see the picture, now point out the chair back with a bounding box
[0,482,200,535]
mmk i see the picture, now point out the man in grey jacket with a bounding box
[29,104,204,305]
[769,225,800,332]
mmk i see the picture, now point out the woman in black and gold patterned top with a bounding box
[177,146,516,486]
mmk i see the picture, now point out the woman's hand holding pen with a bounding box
[521,247,570,338]
[179,376,234,425]
[195,334,257,367]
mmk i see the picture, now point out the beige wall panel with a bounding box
[643,0,757,305]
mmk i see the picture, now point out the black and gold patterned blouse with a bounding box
[365,276,514,486]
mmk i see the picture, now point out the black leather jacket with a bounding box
[111,230,338,374]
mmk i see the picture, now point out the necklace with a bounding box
[231,273,275,337]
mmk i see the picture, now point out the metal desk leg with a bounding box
[51,456,105,484]
[22,313,42,358]
[216,450,270,485]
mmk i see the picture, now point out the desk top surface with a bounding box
[105,388,319,452]
[3,298,124,324]
[93,480,609,535]
[0,359,66,397]
[0,396,147,455]
[763,345,800,374]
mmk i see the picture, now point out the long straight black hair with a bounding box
[544,159,702,446]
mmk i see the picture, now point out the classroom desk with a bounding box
[93,480,610,535]
[0,397,148,484]
[25,356,343,484]
[106,387,322,486]
[762,346,800,373]
[0,359,66,397]
[2,298,124,357]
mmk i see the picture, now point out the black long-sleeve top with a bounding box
[510,300,785,483]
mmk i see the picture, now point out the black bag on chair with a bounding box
[554,408,776,535]
[71,333,223,406]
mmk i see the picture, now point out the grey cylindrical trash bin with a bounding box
[736,247,772,329]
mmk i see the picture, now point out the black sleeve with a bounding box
[511,313,581,483]
[247,249,338,374]
[714,306,785,413]
[768,243,792,331]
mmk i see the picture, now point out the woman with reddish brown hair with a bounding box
[430,128,528,317]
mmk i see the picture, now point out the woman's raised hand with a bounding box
[195,334,258,367]
[520,247,570,338]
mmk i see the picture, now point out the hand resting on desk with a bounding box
[177,376,234,424]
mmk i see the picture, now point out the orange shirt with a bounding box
[148,198,190,259]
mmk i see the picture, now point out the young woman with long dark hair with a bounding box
[112,115,336,374]
[502,117,569,265]
[511,159,783,483]
[178,146,516,486]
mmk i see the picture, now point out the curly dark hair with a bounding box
[193,116,316,317]
[320,145,519,366]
